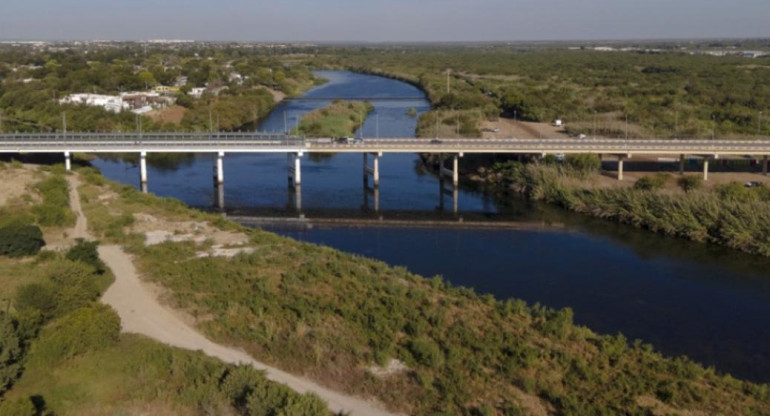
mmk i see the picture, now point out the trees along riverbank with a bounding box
[294,100,374,137]
[481,156,770,256]
[71,166,769,415]
[310,46,770,139]
[0,164,328,415]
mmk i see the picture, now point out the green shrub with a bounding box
[677,175,702,193]
[0,312,24,396]
[0,397,37,416]
[30,304,121,365]
[32,175,75,227]
[0,224,44,257]
[15,258,108,322]
[66,239,106,274]
[408,337,445,369]
[564,154,601,177]
[14,283,58,320]
[634,173,669,191]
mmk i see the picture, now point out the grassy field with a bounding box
[72,167,770,416]
[295,100,374,137]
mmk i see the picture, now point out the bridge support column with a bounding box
[617,156,625,181]
[679,154,685,175]
[215,152,224,185]
[703,158,710,181]
[453,154,459,187]
[64,151,71,172]
[139,151,148,192]
[364,152,381,188]
[763,156,768,176]
[288,152,302,186]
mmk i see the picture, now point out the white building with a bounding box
[59,93,128,113]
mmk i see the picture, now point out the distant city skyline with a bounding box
[1,0,769,42]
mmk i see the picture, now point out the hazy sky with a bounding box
[1,0,768,42]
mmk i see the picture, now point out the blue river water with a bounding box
[91,71,770,383]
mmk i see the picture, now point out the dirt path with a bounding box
[66,176,396,416]
[68,177,89,240]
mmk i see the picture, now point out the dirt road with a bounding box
[66,177,397,416]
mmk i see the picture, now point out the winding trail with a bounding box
[66,176,397,416]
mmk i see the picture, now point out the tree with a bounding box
[0,312,23,396]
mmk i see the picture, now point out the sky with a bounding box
[1,0,769,42]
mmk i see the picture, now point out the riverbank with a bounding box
[482,161,770,256]
[68,164,769,415]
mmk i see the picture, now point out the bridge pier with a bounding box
[703,157,710,181]
[215,184,225,210]
[617,156,625,181]
[364,152,381,188]
[139,151,148,192]
[64,151,71,172]
[288,152,302,186]
[215,151,224,185]
[439,153,462,188]
[763,156,768,176]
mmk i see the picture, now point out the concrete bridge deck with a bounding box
[2,133,770,156]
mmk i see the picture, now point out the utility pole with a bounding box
[625,114,629,140]
[593,110,597,138]
[711,115,716,140]
[209,110,213,133]
[760,111,763,136]
[456,112,460,137]
[674,111,678,139]
[62,112,67,136]
[435,111,439,139]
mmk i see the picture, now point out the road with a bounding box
[4,133,770,156]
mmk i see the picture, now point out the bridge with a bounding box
[2,132,769,209]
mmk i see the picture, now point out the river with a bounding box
[91,70,770,383]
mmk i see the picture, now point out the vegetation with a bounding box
[633,173,670,191]
[74,169,770,416]
[294,100,373,137]
[488,161,770,256]
[0,225,44,258]
[31,174,75,227]
[0,44,317,133]
[312,45,770,139]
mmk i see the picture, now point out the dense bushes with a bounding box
[32,175,74,227]
[0,312,24,396]
[634,173,670,190]
[29,304,120,365]
[564,154,601,178]
[677,175,702,192]
[14,257,109,322]
[0,224,44,257]
[504,162,770,256]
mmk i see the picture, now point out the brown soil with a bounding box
[481,118,569,139]
[0,165,42,207]
[147,105,187,124]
